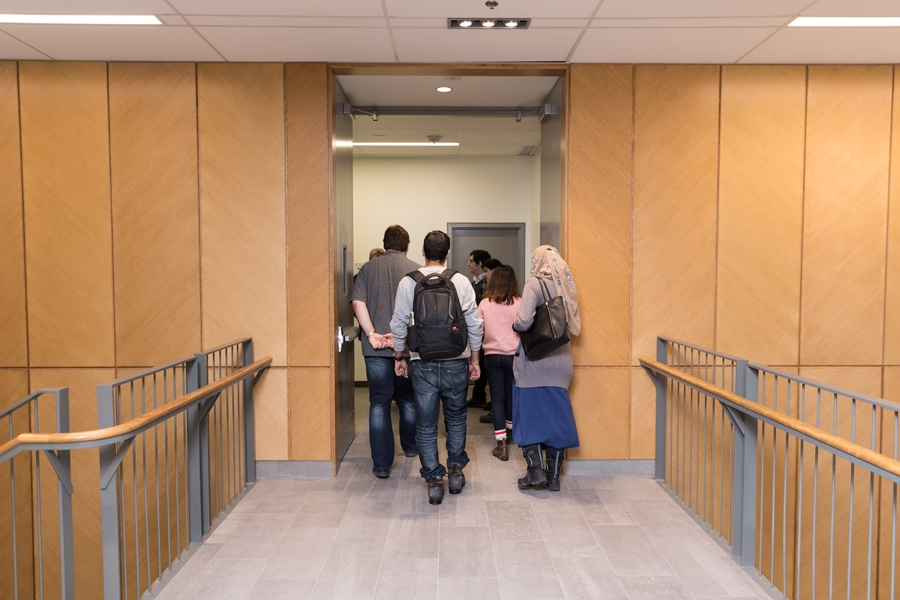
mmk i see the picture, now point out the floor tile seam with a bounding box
[653,544,734,599]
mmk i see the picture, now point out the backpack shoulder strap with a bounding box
[408,270,425,284]
[441,269,458,280]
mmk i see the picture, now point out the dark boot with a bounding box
[492,439,508,461]
[448,463,466,494]
[517,444,547,489]
[506,428,514,446]
[427,477,444,505]
[545,447,564,492]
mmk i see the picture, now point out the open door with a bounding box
[332,74,356,468]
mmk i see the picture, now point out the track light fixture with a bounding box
[448,18,529,29]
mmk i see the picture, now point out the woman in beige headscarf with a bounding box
[511,245,580,492]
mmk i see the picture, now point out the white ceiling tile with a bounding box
[385,0,602,19]
[459,145,525,155]
[592,16,790,27]
[571,27,776,63]
[355,146,459,156]
[1,24,222,60]
[530,19,590,28]
[0,29,50,59]
[596,0,812,18]
[389,18,446,28]
[170,0,384,17]
[197,26,395,61]
[186,16,386,27]
[0,0,171,13]
[460,130,541,144]
[802,0,900,17]
[393,28,580,62]
[353,129,462,142]
[741,27,900,63]
[337,76,558,107]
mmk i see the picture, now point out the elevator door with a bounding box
[448,223,527,292]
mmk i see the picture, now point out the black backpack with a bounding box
[406,269,469,360]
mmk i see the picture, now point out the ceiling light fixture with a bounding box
[351,142,460,147]
[436,86,452,93]
[0,14,161,24]
[789,16,900,27]
[482,20,496,27]
[505,20,518,27]
[459,19,473,27]
[448,18,529,29]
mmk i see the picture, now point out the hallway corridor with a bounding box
[151,392,772,600]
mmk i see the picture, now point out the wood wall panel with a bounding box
[632,65,720,365]
[109,63,201,367]
[568,367,629,459]
[255,368,289,460]
[567,64,633,367]
[716,66,806,365]
[19,62,114,368]
[286,63,332,368]
[198,63,287,366]
[0,62,28,368]
[289,367,332,460]
[800,66,893,366]
[30,368,113,600]
[883,67,900,365]
[629,366,656,459]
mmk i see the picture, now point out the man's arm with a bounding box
[454,274,483,380]
[351,300,391,350]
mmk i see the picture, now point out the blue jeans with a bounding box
[364,356,417,470]
[483,354,514,434]
[410,358,470,480]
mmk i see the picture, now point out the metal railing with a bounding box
[0,339,270,600]
[641,337,900,600]
[0,388,73,600]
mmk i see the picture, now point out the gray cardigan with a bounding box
[513,277,574,390]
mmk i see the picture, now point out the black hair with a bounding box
[383,225,410,252]
[483,258,502,271]
[470,249,491,266]
[423,230,451,262]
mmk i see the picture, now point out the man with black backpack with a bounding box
[390,230,484,505]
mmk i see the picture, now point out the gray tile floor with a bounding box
[153,389,774,600]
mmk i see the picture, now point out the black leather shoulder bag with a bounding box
[518,278,570,360]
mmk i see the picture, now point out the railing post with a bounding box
[193,353,211,537]
[730,360,749,562]
[242,340,256,484]
[97,385,122,600]
[737,365,759,569]
[655,337,668,480]
[54,389,75,600]
[185,358,203,545]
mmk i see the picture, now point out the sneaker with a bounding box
[404,450,418,458]
[447,463,466,494]
[479,412,493,424]
[427,477,444,505]
[373,467,390,479]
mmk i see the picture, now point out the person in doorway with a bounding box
[478,265,521,460]
[482,258,502,283]
[368,247,385,261]
[391,230,483,505]
[478,257,505,424]
[466,249,492,409]
[512,245,581,492]
[351,225,420,479]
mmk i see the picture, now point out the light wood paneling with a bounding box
[0,370,33,600]
[632,65,720,365]
[109,63,201,367]
[30,368,113,600]
[716,66,806,365]
[254,367,289,460]
[19,62,114,367]
[198,63,287,366]
[629,366,656,459]
[289,367,332,460]
[883,67,900,365]
[0,62,27,368]
[568,367,629,460]
[568,64,633,367]
[800,66,893,366]
[286,63,332,368]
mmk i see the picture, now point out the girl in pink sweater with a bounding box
[477,265,521,461]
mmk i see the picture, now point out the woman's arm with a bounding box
[513,278,543,332]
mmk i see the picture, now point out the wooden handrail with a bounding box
[0,357,272,458]
[639,357,900,480]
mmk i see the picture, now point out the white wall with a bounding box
[352,155,538,380]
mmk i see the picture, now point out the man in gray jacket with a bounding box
[391,230,483,505]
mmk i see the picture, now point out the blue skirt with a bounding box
[511,381,579,449]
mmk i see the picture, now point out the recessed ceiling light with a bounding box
[436,86,452,93]
[459,20,473,27]
[482,20,496,27]
[0,14,161,24]
[789,16,900,27]
[448,18,530,29]
[504,20,518,27]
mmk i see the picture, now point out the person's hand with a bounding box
[468,361,480,381]
[383,332,394,349]
[395,358,408,378]
[369,332,390,349]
